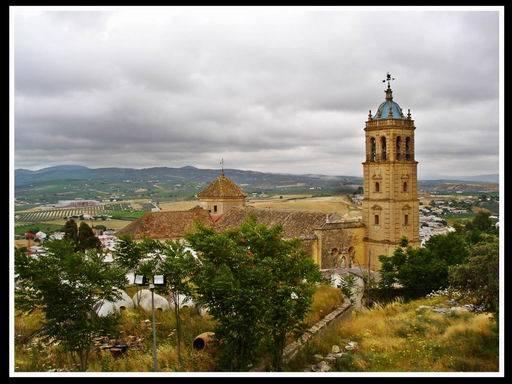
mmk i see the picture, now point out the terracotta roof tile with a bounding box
[116,206,213,240]
[197,175,246,199]
[215,207,328,239]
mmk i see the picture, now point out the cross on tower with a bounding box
[220,158,224,176]
[382,72,395,88]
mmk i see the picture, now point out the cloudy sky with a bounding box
[13,7,500,179]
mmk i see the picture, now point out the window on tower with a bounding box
[374,214,379,225]
[381,136,387,160]
[370,137,376,161]
[396,136,401,160]
[404,214,409,226]
[405,137,411,160]
[214,205,218,213]
[375,182,380,192]
[403,181,408,192]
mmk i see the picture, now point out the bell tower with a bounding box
[362,74,420,270]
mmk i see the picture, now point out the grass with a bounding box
[442,213,476,226]
[15,305,217,372]
[14,284,343,372]
[286,295,498,372]
[158,201,200,212]
[304,284,344,327]
[105,210,145,221]
[247,195,361,217]
[36,219,132,231]
[14,223,64,236]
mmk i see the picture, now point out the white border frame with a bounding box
[9,5,505,378]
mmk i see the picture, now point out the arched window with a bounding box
[404,214,409,226]
[396,136,401,160]
[375,182,380,192]
[374,214,380,225]
[405,137,411,160]
[381,136,387,160]
[370,137,376,161]
[403,181,408,192]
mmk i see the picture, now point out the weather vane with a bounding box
[382,72,395,88]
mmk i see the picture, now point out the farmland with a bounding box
[248,195,361,217]
[15,202,143,224]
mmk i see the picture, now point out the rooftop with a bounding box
[197,174,247,199]
[116,206,214,239]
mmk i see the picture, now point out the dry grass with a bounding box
[15,239,30,248]
[40,219,132,230]
[15,304,217,372]
[304,285,344,327]
[158,201,199,212]
[286,295,498,372]
[15,283,343,372]
[248,195,361,217]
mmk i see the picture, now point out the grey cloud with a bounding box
[14,8,500,178]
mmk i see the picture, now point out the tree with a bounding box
[458,211,497,245]
[449,235,499,319]
[379,233,469,297]
[62,219,78,244]
[114,235,143,273]
[93,224,107,233]
[15,240,127,371]
[157,240,199,365]
[186,218,321,371]
[77,222,102,251]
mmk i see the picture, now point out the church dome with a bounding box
[374,100,404,119]
[197,174,246,199]
[372,85,406,120]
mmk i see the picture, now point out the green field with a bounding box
[14,223,64,237]
[441,213,476,226]
[106,210,145,221]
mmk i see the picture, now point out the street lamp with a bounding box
[135,273,165,372]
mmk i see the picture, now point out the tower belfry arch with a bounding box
[362,75,420,269]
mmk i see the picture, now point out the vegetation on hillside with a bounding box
[14,218,330,372]
[15,241,126,371]
[286,294,498,372]
[377,211,499,309]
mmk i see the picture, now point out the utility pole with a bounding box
[150,282,158,372]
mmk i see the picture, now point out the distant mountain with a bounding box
[440,174,499,183]
[15,165,499,187]
[14,165,363,188]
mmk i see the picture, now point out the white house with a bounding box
[49,231,65,240]
[35,231,47,241]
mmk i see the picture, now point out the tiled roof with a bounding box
[116,206,213,240]
[215,207,328,240]
[197,175,246,199]
[116,205,361,241]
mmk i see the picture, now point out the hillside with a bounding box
[14,165,498,206]
[287,294,498,372]
[15,165,362,205]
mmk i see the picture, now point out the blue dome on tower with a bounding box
[372,84,406,120]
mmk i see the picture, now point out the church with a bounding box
[118,76,419,271]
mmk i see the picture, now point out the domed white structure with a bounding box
[94,289,134,317]
[94,300,117,317]
[169,294,195,309]
[132,289,170,312]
